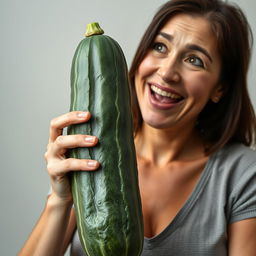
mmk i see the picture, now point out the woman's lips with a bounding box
[149,83,183,97]
[147,83,184,110]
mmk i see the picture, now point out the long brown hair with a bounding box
[129,0,256,153]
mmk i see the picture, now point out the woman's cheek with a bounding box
[185,75,212,100]
[137,55,156,78]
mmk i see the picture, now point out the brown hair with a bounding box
[129,0,256,153]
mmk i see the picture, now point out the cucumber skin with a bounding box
[67,35,144,256]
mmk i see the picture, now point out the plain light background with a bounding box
[1,0,255,255]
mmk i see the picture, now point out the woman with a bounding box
[19,0,256,255]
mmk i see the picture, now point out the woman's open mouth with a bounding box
[148,83,184,109]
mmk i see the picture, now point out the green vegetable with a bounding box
[67,22,144,256]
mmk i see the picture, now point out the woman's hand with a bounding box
[44,111,100,203]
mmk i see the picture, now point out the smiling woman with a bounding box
[127,0,256,255]
[134,14,222,132]
[18,0,256,256]
[130,0,255,154]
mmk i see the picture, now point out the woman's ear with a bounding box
[211,84,223,103]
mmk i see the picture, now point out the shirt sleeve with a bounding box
[228,162,256,223]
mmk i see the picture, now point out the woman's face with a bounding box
[135,14,223,131]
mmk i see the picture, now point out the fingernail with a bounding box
[87,160,98,167]
[84,136,95,143]
[77,112,88,118]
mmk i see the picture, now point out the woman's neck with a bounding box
[134,122,206,167]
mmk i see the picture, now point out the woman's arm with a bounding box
[18,111,99,256]
[18,194,73,256]
[61,207,77,255]
[228,218,256,256]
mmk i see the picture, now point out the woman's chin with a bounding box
[142,115,175,130]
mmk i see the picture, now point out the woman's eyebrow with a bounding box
[158,31,213,63]
[159,31,173,41]
[186,44,213,63]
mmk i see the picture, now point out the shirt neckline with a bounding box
[143,148,221,245]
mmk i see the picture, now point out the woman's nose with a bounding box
[157,57,181,84]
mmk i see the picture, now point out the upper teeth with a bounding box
[151,85,182,99]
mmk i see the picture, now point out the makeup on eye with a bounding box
[152,42,168,53]
[152,40,205,68]
[154,31,213,64]
[185,55,205,68]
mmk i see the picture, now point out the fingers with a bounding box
[50,134,98,156]
[49,111,91,143]
[45,111,100,174]
[47,158,100,176]
[45,111,100,200]
[46,157,100,201]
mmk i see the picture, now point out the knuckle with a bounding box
[46,162,55,175]
[46,142,53,155]
[63,158,72,170]
[44,142,55,160]
[46,142,51,151]
[55,135,64,145]
[64,112,74,124]
[44,151,49,160]
[50,117,58,129]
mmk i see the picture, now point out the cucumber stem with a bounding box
[85,22,104,37]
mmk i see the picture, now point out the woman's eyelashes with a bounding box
[153,42,168,54]
[152,41,205,69]
[185,55,205,68]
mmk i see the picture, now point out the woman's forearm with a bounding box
[18,194,73,256]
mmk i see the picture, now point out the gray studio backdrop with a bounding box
[1,0,255,255]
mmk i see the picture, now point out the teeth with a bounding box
[150,85,182,99]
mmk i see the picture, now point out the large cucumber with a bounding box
[67,22,144,256]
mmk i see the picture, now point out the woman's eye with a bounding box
[186,56,204,68]
[153,42,167,53]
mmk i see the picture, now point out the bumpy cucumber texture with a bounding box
[68,22,144,256]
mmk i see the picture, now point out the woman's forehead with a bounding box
[158,14,219,53]
[160,14,213,42]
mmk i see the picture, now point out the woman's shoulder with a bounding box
[215,143,256,223]
[216,143,256,169]
[210,143,256,187]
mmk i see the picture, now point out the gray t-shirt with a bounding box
[70,143,256,256]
